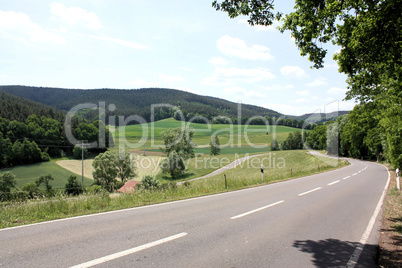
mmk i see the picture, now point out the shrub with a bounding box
[41,152,50,162]
[140,175,160,191]
[0,172,16,201]
[87,185,103,194]
[65,175,83,196]
[22,182,40,199]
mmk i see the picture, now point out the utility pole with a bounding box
[79,140,88,187]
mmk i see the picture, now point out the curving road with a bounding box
[0,158,389,267]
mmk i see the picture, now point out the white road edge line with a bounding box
[327,180,340,186]
[230,200,284,220]
[346,165,391,268]
[69,232,188,268]
[298,187,322,196]
[343,176,351,180]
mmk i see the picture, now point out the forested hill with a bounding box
[0,91,65,122]
[0,85,283,122]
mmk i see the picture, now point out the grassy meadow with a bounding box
[0,160,93,190]
[0,150,348,228]
[113,118,302,154]
[1,118,307,192]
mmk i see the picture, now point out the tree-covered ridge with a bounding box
[0,114,113,169]
[0,85,347,125]
[0,85,281,121]
[0,91,65,123]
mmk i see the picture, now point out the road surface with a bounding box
[0,158,389,267]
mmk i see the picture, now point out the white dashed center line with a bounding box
[298,187,322,196]
[328,180,340,186]
[230,200,285,220]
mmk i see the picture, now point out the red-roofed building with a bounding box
[118,180,141,193]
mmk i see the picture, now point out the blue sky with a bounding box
[0,0,356,116]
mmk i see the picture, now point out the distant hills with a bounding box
[0,90,65,122]
[0,85,348,124]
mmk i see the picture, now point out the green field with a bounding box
[113,118,303,154]
[0,160,93,190]
[0,118,306,191]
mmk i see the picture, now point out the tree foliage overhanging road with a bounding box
[213,0,402,168]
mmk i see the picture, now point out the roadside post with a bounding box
[260,165,264,183]
[397,168,400,191]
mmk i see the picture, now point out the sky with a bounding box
[0,0,356,116]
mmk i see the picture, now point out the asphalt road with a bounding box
[0,158,389,267]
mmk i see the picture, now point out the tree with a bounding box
[159,127,195,179]
[271,138,279,151]
[213,0,402,168]
[35,174,54,196]
[210,135,220,155]
[73,145,88,160]
[160,151,186,179]
[160,127,195,159]
[0,172,16,201]
[92,151,136,191]
[92,151,119,192]
[306,125,327,150]
[281,132,303,150]
[0,133,12,167]
[65,175,83,196]
[115,152,136,183]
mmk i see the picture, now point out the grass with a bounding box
[0,151,348,229]
[193,150,344,187]
[378,168,402,267]
[0,160,93,190]
[113,118,302,150]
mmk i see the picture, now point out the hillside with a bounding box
[0,86,282,123]
[0,91,65,122]
[295,111,350,123]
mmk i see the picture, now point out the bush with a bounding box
[87,185,103,194]
[65,175,83,196]
[41,152,50,162]
[0,172,16,201]
[140,175,160,191]
[22,182,41,199]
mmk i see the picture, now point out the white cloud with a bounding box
[307,77,328,87]
[327,87,346,95]
[296,90,310,96]
[217,35,273,60]
[261,84,294,91]
[0,10,66,45]
[159,73,185,83]
[209,57,228,65]
[294,98,311,104]
[224,86,265,99]
[201,67,275,86]
[50,3,102,30]
[90,35,148,50]
[280,66,308,80]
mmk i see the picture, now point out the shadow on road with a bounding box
[293,238,378,267]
